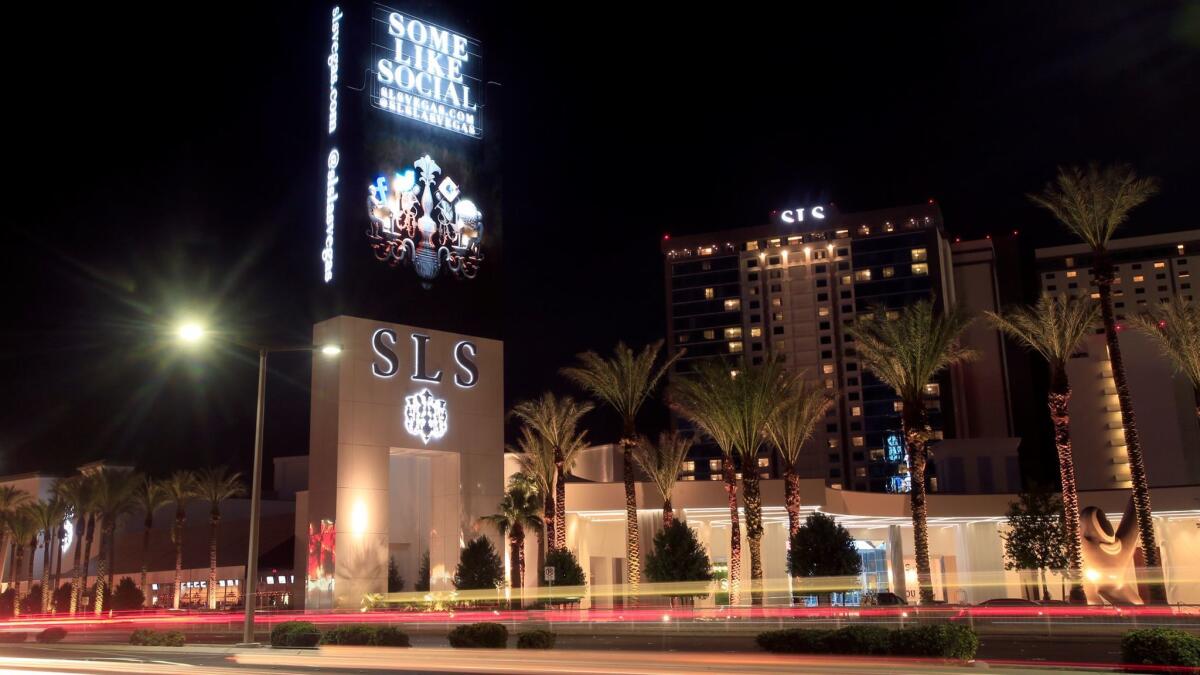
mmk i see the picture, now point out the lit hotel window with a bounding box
[1181,271,1191,278]
[825,379,835,389]
[841,275,852,285]
[882,266,894,278]
[758,457,770,468]
[856,467,867,478]
[855,270,872,282]
[822,364,835,374]
[709,474,722,481]
[827,438,839,449]
[1090,292,1101,299]
[1065,257,1074,267]
[728,341,743,353]
[911,263,929,276]
[724,298,741,311]
[773,312,784,321]
[851,406,862,417]
[681,475,695,481]
[704,287,714,299]
[703,329,715,340]
[894,400,904,412]
[699,246,714,256]
[1133,275,1144,283]
[708,459,722,472]
[924,383,941,396]
[771,297,782,307]
[750,327,762,338]
[677,334,689,344]
[911,248,928,262]
[1066,270,1077,278]
[1154,261,1166,269]
[682,461,695,472]
[886,310,900,321]
[835,230,849,239]
[725,327,742,339]
[1178,244,1186,255]
[746,241,759,251]
[858,225,871,236]
[852,436,865,447]
[818,306,830,317]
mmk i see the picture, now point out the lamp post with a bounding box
[175,322,341,645]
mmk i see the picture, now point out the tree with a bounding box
[510,393,591,552]
[54,474,96,614]
[110,576,145,610]
[480,485,543,599]
[788,513,862,606]
[766,379,835,538]
[387,556,404,592]
[27,498,67,613]
[512,427,557,563]
[162,470,198,610]
[669,358,745,605]
[453,536,504,592]
[132,476,168,606]
[52,582,72,613]
[0,485,31,591]
[562,341,681,599]
[632,432,694,527]
[847,299,975,603]
[3,508,36,617]
[543,548,586,605]
[987,294,1099,603]
[1130,297,1200,422]
[1029,162,1164,603]
[1001,490,1069,602]
[415,551,431,592]
[195,466,245,609]
[645,521,712,604]
[91,468,139,614]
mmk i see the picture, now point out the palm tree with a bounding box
[27,498,67,613]
[54,474,96,614]
[987,294,1099,603]
[766,378,835,538]
[1130,297,1200,422]
[512,426,556,563]
[4,508,36,617]
[481,483,543,601]
[132,476,168,606]
[0,485,31,585]
[561,341,681,599]
[847,299,975,603]
[195,467,245,609]
[91,469,139,614]
[1029,163,1164,602]
[632,432,694,528]
[669,358,745,606]
[510,393,593,551]
[162,470,198,610]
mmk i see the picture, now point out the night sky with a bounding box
[2,2,1198,485]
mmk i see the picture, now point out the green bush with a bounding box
[111,577,144,611]
[825,625,890,655]
[321,624,391,646]
[129,629,185,647]
[0,588,14,617]
[517,630,556,649]
[454,536,505,591]
[889,624,978,660]
[36,627,67,643]
[447,622,508,648]
[270,621,321,648]
[372,625,411,647]
[645,522,712,599]
[0,631,28,643]
[755,628,831,653]
[1121,628,1200,669]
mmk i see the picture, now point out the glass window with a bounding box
[750,327,762,337]
[911,263,929,276]
[924,383,940,396]
[724,298,741,311]
[882,266,894,278]
[709,459,722,471]
[822,364,835,374]
[855,269,872,282]
[911,248,928,262]
[724,327,742,339]
[703,329,715,340]
[728,341,743,353]
[757,457,770,468]
[746,241,758,251]
[852,436,865,447]
[841,274,852,285]
[818,306,830,317]
[1154,261,1166,269]
[704,288,714,299]
[851,406,862,417]
[1066,270,1077,278]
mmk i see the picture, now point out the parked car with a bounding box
[976,598,1041,606]
[873,592,908,606]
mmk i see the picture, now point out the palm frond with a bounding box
[766,376,835,467]
[1129,297,1200,389]
[1028,163,1159,250]
[561,341,680,434]
[509,393,593,452]
[986,293,1099,372]
[632,431,694,501]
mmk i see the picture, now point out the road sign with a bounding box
[544,566,555,582]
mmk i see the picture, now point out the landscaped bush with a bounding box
[372,625,411,647]
[270,621,321,648]
[0,588,14,618]
[1121,628,1200,670]
[517,630,556,649]
[0,632,28,643]
[110,578,144,610]
[889,624,978,660]
[36,627,67,643]
[20,584,42,615]
[447,622,508,648]
[757,624,978,661]
[129,629,185,647]
[321,624,375,646]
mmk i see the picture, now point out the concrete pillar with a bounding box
[887,525,906,600]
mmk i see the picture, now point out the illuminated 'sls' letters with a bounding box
[370,329,479,388]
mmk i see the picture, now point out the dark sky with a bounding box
[2,1,1198,481]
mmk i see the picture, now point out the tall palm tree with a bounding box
[162,470,197,609]
[561,341,681,599]
[481,484,543,600]
[987,294,1100,603]
[1029,163,1164,602]
[512,426,556,562]
[132,476,168,606]
[92,469,139,614]
[633,432,694,527]
[5,508,37,617]
[27,498,67,613]
[1130,297,1200,422]
[55,474,96,614]
[766,378,835,538]
[195,467,245,609]
[510,393,593,551]
[847,299,975,603]
[0,485,31,585]
[669,358,745,606]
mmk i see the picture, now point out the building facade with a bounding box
[1035,230,1200,490]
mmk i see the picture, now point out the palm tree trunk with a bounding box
[208,512,220,609]
[11,545,22,618]
[41,529,52,613]
[106,528,115,594]
[1040,568,1051,602]
[742,471,764,606]
[542,487,556,556]
[78,515,96,613]
[721,455,741,606]
[784,465,802,539]
[69,515,85,614]
[26,537,36,603]
[94,524,111,615]
[621,437,642,603]
[141,514,153,607]
[53,526,65,604]
[662,497,674,528]
[903,403,935,604]
[1048,369,1085,603]
[1096,256,1165,603]
[554,446,567,551]
[511,524,524,595]
[173,511,184,610]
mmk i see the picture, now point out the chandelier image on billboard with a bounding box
[404,388,448,444]
[367,154,483,285]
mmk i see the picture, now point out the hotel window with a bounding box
[855,467,867,478]
[1091,292,1101,299]
[882,266,895,278]
[681,475,696,481]
[769,238,781,247]
[852,436,865,447]
[704,473,721,480]
[748,272,759,282]
[827,438,839,449]
[851,406,862,417]
[724,327,742,339]
[728,341,743,353]
[1154,261,1166,269]
[757,457,770,468]
[773,312,784,321]
[1181,271,1191,278]
[819,321,831,330]
[1133,275,1144,283]
[1065,257,1074,267]
[703,288,714,299]
[724,298,741,311]
[770,283,782,293]
[1047,285,1057,292]
[841,274,852,285]
[750,327,762,337]
[837,247,849,257]
[822,364,835,374]
[703,329,715,340]
[855,269,872,282]
[774,326,785,335]
[818,306,830,317]
[911,263,929,276]
[677,334,689,344]
[769,256,781,265]
[788,236,802,244]
[747,258,758,268]
[836,230,849,239]
[816,279,828,288]
[746,241,759,251]
[1066,270,1078,278]
[749,287,759,296]
[682,461,695,473]
[911,248,928,262]
[886,310,900,321]
[825,379,835,389]
[1178,244,1186,255]
[894,400,904,412]
[771,297,782,307]
[858,225,871,236]
[924,383,940,396]
[870,448,885,461]
[709,459,723,472]
[1157,273,1166,280]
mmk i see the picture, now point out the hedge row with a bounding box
[757,624,978,660]
[129,629,185,647]
[1121,628,1200,670]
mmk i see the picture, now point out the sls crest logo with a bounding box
[404,388,448,444]
[367,154,483,286]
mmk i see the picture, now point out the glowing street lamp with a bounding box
[176,322,206,343]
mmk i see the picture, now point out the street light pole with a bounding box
[241,348,268,645]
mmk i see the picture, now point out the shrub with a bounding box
[755,628,831,653]
[270,621,321,648]
[388,556,405,592]
[645,522,712,599]
[372,625,411,647]
[517,630,556,649]
[36,627,67,643]
[824,625,890,655]
[447,622,508,648]
[321,624,376,646]
[0,632,28,643]
[20,584,42,615]
[52,584,72,613]
[889,624,978,660]
[111,577,144,611]
[789,513,862,604]
[415,552,431,592]
[454,536,505,591]
[1122,628,1200,669]
[129,629,185,647]
[543,548,587,605]
[0,588,14,618]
